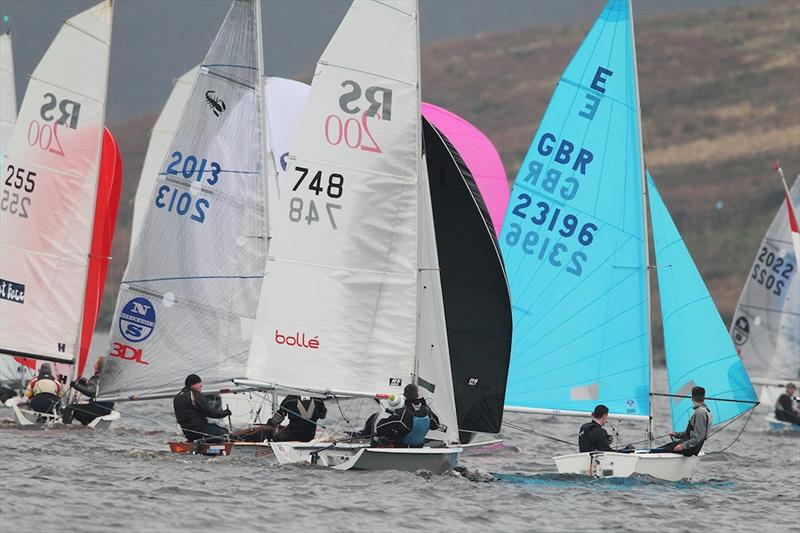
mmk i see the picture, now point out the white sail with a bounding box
[0,1,113,364]
[248,0,422,397]
[731,177,800,383]
[129,66,198,256]
[98,0,268,398]
[129,72,310,255]
[0,31,16,161]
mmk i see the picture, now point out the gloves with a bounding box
[607,434,614,445]
[222,409,232,417]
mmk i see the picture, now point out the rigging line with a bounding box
[650,392,760,405]
[704,406,756,455]
[502,421,576,447]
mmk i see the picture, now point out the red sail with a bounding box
[76,127,123,377]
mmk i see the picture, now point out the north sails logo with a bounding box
[119,297,157,343]
[0,278,25,304]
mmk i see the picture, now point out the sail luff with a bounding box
[0,31,16,157]
[71,0,115,377]
[627,0,655,442]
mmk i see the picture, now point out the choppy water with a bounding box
[1,368,798,532]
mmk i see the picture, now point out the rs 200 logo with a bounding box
[119,297,156,343]
[338,81,392,121]
[40,93,81,129]
[109,342,149,365]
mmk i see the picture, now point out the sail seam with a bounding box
[267,256,416,278]
[26,76,104,103]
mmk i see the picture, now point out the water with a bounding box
[1,370,798,532]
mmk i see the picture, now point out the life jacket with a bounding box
[27,376,61,398]
[402,414,430,446]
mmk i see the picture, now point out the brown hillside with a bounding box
[103,1,800,359]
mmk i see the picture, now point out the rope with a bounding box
[502,421,576,447]
[704,406,755,455]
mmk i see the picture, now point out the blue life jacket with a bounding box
[403,414,430,446]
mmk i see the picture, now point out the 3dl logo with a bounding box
[119,297,156,343]
[109,342,148,366]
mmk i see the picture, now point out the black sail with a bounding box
[422,117,512,434]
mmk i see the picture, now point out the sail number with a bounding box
[751,246,795,296]
[1,165,35,219]
[289,166,343,229]
[27,120,65,157]
[324,112,381,154]
[154,151,219,223]
[511,193,597,244]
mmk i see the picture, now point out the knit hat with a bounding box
[185,374,202,387]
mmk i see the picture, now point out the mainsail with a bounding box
[0,31,16,164]
[501,0,650,419]
[421,103,509,235]
[648,174,757,430]
[0,1,114,364]
[731,177,800,384]
[423,117,511,433]
[249,0,422,397]
[99,0,267,398]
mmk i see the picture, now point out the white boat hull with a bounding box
[766,415,800,433]
[554,451,699,481]
[4,396,120,429]
[272,442,461,474]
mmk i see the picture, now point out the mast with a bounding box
[254,0,271,247]
[413,0,422,384]
[628,0,654,446]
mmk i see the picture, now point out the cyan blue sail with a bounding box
[647,174,757,430]
[501,0,650,418]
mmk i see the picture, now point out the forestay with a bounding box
[648,174,757,430]
[731,177,800,383]
[501,0,649,419]
[248,0,421,397]
[99,0,267,398]
[0,1,113,363]
[423,117,511,434]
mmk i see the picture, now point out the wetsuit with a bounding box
[269,395,327,442]
[775,393,800,425]
[62,374,115,425]
[173,387,230,442]
[578,420,613,452]
[652,402,711,456]
[26,376,62,414]
[375,398,441,447]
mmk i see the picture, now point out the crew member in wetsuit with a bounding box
[25,364,62,415]
[775,383,800,426]
[62,357,115,425]
[578,404,613,452]
[375,384,441,447]
[269,394,327,442]
[651,386,711,456]
[173,374,231,442]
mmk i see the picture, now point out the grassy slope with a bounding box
[103,1,799,361]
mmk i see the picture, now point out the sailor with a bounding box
[775,383,800,426]
[351,394,404,438]
[173,374,232,442]
[269,394,327,442]
[375,384,441,447]
[652,386,711,456]
[578,404,613,452]
[62,357,115,425]
[25,364,63,415]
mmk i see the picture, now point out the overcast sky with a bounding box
[1,0,759,122]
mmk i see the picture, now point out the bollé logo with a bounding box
[275,330,319,350]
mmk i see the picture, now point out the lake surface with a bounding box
[0,365,798,532]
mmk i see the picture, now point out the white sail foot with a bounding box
[554,451,699,481]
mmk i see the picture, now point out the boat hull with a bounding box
[4,396,120,428]
[765,415,800,433]
[554,451,699,481]
[272,442,461,474]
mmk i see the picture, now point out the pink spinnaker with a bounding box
[422,102,509,235]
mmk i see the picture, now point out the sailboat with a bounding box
[731,169,799,432]
[500,0,757,481]
[0,1,121,427]
[235,0,510,473]
[0,30,35,396]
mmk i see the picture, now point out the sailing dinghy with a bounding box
[731,168,799,433]
[0,1,122,427]
[500,0,757,481]
[248,0,510,473]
